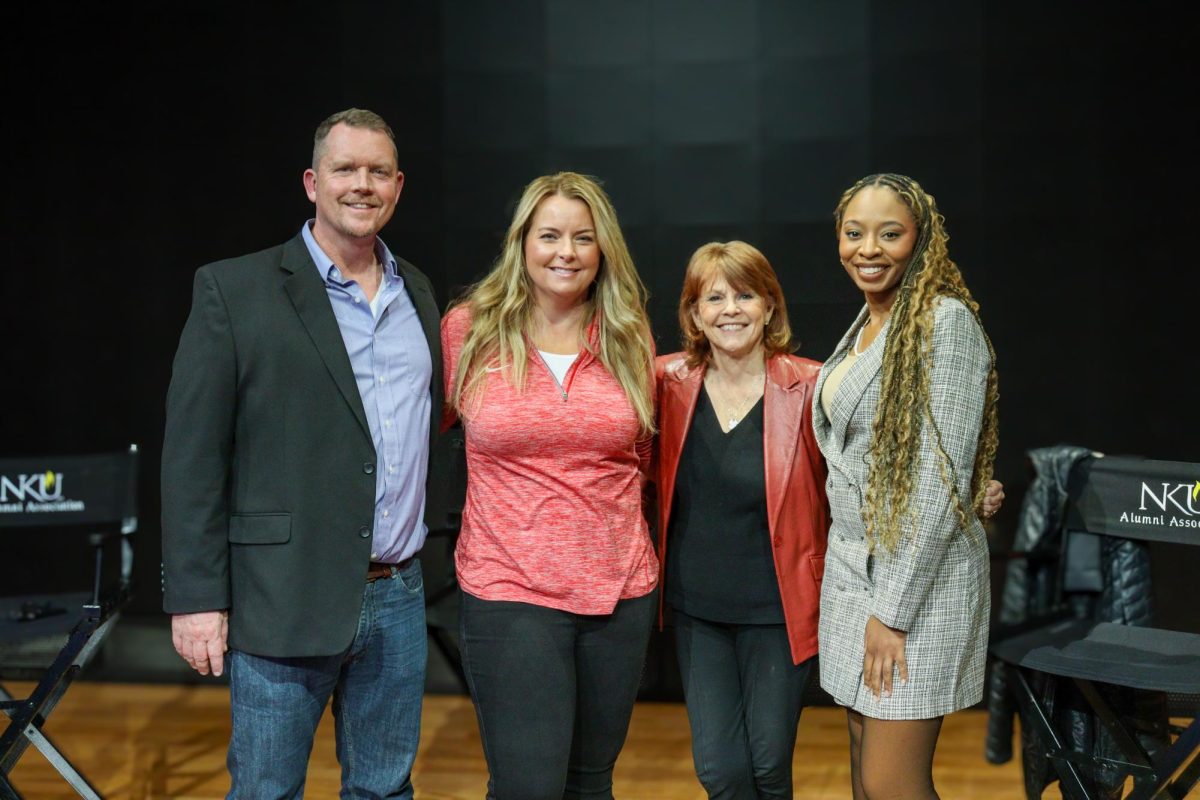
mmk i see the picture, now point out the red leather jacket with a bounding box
[655,352,831,664]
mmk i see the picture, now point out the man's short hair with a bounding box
[312,108,396,169]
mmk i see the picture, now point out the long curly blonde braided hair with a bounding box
[834,173,999,553]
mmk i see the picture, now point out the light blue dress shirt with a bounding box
[301,222,432,563]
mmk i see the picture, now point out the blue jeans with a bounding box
[459,589,656,800]
[674,610,813,800]
[226,559,427,800]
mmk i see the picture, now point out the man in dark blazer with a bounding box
[161,108,442,798]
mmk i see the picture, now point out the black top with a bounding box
[665,387,784,624]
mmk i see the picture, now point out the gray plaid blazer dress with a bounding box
[812,297,991,719]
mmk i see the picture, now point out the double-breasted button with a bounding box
[363,462,375,475]
[358,526,371,538]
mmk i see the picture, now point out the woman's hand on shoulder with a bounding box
[863,615,908,699]
[665,357,689,380]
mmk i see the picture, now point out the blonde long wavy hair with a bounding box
[834,173,1000,553]
[450,172,655,435]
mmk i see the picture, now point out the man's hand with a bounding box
[980,479,1005,520]
[172,610,229,676]
[863,615,907,699]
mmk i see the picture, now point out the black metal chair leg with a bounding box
[1011,667,1094,799]
[1074,679,1159,796]
[0,771,22,800]
[0,612,101,773]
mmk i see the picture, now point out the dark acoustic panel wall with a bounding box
[0,4,448,613]
[1,0,1195,672]
[438,0,1199,644]
[440,0,880,366]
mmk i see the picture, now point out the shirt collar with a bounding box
[301,220,399,286]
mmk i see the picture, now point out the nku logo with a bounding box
[0,471,64,503]
[1139,481,1200,516]
[1122,480,1200,529]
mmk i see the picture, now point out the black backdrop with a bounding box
[2,3,1197,651]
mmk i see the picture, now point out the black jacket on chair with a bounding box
[986,445,1167,799]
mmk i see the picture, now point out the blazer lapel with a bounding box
[396,258,443,448]
[812,354,837,455]
[280,235,373,443]
[397,259,440,370]
[763,356,806,535]
[829,312,889,452]
[814,308,864,458]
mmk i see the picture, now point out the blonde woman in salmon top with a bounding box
[814,173,1000,799]
[441,172,657,800]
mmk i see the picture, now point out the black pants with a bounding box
[459,589,656,800]
[674,610,813,800]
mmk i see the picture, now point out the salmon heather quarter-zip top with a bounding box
[441,305,658,614]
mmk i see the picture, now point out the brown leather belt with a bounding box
[366,557,415,582]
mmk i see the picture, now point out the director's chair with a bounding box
[990,454,1200,799]
[0,445,138,800]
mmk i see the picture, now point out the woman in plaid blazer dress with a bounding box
[813,174,999,798]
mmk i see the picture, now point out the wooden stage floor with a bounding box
[5,681,1028,798]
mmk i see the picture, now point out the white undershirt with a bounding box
[539,350,578,385]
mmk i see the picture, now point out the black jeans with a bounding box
[674,610,813,800]
[459,589,656,800]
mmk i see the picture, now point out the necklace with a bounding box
[708,371,764,430]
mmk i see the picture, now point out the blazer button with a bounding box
[363,462,375,475]
[358,526,371,538]
[773,535,783,547]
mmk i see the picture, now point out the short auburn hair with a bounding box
[677,240,793,368]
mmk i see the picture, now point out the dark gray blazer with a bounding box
[161,232,442,657]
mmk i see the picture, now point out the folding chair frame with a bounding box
[0,445,137,799]
[0,608,117,800]
[1007,665,1200,799]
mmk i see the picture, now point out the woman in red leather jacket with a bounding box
[655,240,828,799]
